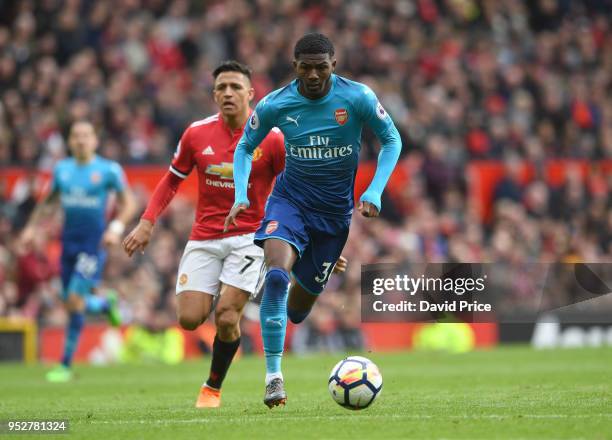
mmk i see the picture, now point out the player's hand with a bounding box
[223,203,248,232]
[102,229,122,248]
[358,201,379,218]
[122,219,154,257]
[333,255,348,274]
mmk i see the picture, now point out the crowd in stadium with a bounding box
[1,0,611,350]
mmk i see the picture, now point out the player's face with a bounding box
[68,122,98,161]
[293,53,336,98]
[213,72,254,118]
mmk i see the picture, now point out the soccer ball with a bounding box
[328,356,383,410]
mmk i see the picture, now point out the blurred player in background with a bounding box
[225,33,402,407]
[20,120,136,382]
[123,61,288,408]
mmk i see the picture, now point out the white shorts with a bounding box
[176,233,265,298]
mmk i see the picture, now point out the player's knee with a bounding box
[287,308,310,324]
[215,308,240,332]
[264,268,290,295]
[178,317,200,331]
[177,312,201,331]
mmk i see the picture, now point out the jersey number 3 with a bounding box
[314,261,333,284]
[75,253,99,279]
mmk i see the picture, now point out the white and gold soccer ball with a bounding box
[328,356,383,410]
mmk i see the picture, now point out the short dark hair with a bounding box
[294,33,335,59]
[212,60,252,80]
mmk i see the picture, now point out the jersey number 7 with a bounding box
[240,256,256,274]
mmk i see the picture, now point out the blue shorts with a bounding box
[254,195,350,294]
[60,246,106,300]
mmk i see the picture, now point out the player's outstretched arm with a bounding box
[225,100,275,231]
[122,170,183,256]
[19,190,60,248]
[358,89,402,218]
[224,138,254,232]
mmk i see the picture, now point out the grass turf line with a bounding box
[0,346,610,439]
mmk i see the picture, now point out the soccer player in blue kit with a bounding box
[224,33,402,407]
[20,120,136,382]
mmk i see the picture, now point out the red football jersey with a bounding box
[170,113,285,240]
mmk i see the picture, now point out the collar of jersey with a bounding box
[292,74,337,104]
[218,109,252,138]
[73,155,98,167]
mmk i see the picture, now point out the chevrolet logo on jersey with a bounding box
[206,147,263,179]
[206,162,234,179]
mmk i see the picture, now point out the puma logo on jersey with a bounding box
[286,115,300,127]
[202,145,215,155]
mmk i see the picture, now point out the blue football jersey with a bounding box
[51,155,126,250]
[238,74,401,217]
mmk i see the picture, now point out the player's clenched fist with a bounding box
[122,219,154,257]
[333,255,348,274]
[357,201,379,218]
[223,203,248,232]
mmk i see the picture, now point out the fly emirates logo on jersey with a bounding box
[62,187,102,209]
[287,135,353,160]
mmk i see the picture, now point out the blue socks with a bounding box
[260,268,290,378]
[61,295,110,368]
[62,313,84,367]
[85,296,109,314]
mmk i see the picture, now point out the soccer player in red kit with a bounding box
[122,61,285,407]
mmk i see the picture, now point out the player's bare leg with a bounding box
[261,239,297,408]
[176,291,214,331]
[175,290,218,408]
[196,284,249,408]
[287,282,318,324]
[287,256,346,324]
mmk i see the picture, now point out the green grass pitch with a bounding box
[0,346,610,439]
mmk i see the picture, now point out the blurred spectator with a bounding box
[494,153,526,203]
